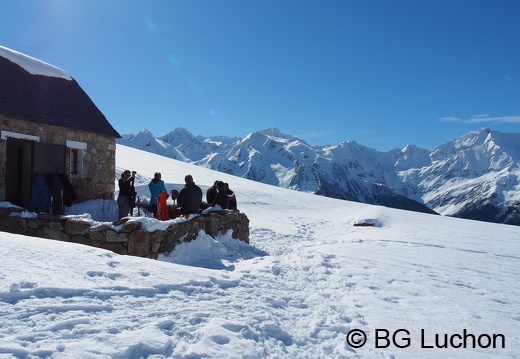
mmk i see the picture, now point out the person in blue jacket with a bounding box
[148,172,167,217]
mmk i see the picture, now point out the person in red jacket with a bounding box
[155,191,169,220]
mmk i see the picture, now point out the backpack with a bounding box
[170,189,179,205]
[29,179,52,213]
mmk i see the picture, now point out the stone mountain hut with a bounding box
[0,46,121,210]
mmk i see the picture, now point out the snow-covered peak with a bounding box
[160,127,197,143]
[257,127,292,140]
[0,45,72,80]
[118,129,171,157]
[454,128,493,150]
[199,135,240,146]
[428,128,520,171]
[135,128,157,141]
[395,144,432,170]
[431,128,493,160]
[401,144,428,154]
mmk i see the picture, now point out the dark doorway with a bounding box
[5,138,66,210]
[5,139,32,208]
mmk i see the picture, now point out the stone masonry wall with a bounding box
[0,115,117,203]
[0,206,250,259]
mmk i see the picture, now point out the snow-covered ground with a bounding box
[1,145,519,358]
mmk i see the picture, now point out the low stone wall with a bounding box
[0,206,249,259]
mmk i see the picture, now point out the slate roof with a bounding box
[0,55,121,138]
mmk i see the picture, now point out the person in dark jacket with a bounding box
[206,180,219,206]
[224,182,237,210]
[148,172,167,218]
[215,181,229,209]
[177,174,203,215]
[57,173,78,207]
[117,170,135,219]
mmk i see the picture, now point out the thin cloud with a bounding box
[440,115,520,124]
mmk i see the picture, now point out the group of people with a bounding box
[205,180,237,211]
[117,171,238,220]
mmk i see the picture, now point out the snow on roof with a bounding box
[0,45,72,81]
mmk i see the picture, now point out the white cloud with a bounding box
[440,115,520,124]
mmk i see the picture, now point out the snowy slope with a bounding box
[0,145,519,358]
[119,127,520,225]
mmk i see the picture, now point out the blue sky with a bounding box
[1,0,519,151]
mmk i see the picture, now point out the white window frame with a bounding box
[0,130,40,142]
[66,140,87,178]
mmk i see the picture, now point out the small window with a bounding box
[70,148,83,176]
[66,140,87,177]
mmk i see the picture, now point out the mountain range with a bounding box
[118,127,520,225]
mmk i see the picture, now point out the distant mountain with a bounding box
[393,128,520,225]
[118,127,520,225]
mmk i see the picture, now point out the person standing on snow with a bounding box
[118,170,135,219]
[148,172,167,218]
